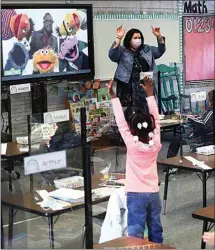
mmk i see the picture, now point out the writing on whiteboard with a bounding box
[185,16,215,33]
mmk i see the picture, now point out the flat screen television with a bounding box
[1,4,94,84]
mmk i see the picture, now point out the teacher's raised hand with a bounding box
[116,25,126,39]
[151,26,161,37]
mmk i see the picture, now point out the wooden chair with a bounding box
[157,63,198,115]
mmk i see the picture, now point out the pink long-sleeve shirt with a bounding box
[112,96,162,193]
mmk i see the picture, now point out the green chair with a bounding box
[157,63,193,115]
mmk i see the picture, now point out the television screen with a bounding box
[1,5,94,84]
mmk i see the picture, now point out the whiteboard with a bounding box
[93,19,180,79]
[183,16,215,81]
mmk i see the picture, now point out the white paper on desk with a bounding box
[37,196,70,210]
[184,156,212,170]
[1,143,7,155]
[36,190,49,200]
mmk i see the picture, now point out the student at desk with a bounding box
[167,90,214,158]
[41,121,82,185]
[48,121,81,151]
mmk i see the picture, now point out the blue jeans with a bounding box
[127,192,163,243]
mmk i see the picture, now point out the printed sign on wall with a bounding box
[183,16,215,81]
[190,91,206,102]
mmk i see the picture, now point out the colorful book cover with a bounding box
[97,88,111,102]
[68,91,82,103]
[70,102,84,134]
[85,98,97,111]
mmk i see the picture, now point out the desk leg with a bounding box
[201,220,208,249]
[30,174,33,193]
[163,166,170,215]
[202,172,207,207]
[48,216,54,249]
[8,207,14,248]
[8,159,14,192]
[1,209,4,249]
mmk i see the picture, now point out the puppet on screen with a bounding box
[56,10,87,36]
[9,13,34,42]
[33,46,58,74]
[2,10,35,75]
[4,42,29,75]
[1,10,34,41]
[57,35,89,72]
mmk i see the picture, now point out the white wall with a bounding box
[93,19,180,79]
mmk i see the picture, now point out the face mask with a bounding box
[132,38,142,49]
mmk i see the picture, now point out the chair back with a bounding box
[157,64,181,114]
[158,63,206,115]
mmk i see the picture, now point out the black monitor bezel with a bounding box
[1,4,95,85]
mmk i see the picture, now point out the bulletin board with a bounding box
[183,15,215,82]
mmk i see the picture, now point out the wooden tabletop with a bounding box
[1,174,109,217]
[158,153,215,172]
[192,204,215,222]
[2,141,29,158]
[94,236,174,249]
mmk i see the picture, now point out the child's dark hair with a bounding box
[124,107,155,144]
[208,90,214,105]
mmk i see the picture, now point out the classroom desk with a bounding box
[1,174,109,249]
[192,205,215,249]
[94,236,175,249]
[158,153,215,214]
[1,142,29,191]
[160,118,182,130]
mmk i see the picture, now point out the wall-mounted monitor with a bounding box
[1,4,94,85]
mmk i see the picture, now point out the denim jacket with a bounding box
[108,38,166,83]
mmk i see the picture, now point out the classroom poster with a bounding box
[183,16,215,81]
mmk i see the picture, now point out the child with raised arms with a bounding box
[106,77,163,243]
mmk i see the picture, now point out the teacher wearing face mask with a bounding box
[108,26,166,111]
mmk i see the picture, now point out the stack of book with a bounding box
[49,188,85,203]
